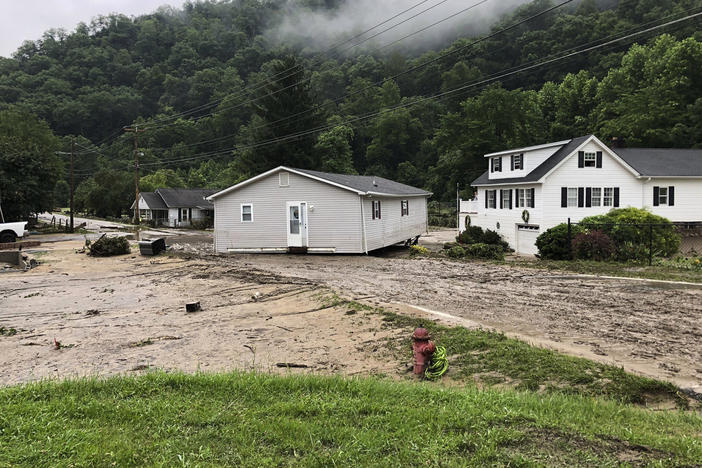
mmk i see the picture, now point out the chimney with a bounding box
[610,136,626,148]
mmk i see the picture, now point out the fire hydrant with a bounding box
[412,327,436,375]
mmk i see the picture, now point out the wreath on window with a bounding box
[521,209,530,224]
[464,215,471,227]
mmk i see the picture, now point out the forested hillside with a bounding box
[0,0,700,219]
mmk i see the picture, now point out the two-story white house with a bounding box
[460,135,702,255]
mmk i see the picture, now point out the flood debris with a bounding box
[185,301,201,313]
[86,234,130,257]
[138,238,167,256]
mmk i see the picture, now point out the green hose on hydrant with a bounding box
[412,327,448,380]
[425,345,448,380]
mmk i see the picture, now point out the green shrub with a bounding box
[581,208,680,260]
[572,230,615,261]
[443,241,459,250]
[536,223,585,260]
[457,226,509,251]
[654,255,702,270]
[86,236,130,257]
[464,243,505,260]
[446,246,465,258]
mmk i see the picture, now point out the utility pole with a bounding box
[124,125,145,224]
[69,137,75,233]
[55,141,76,233]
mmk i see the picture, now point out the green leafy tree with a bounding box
[0,109,61,220]
[140,169,186,192]
[313,120,356,174]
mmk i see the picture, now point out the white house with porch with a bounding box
[131,188,215,227]
[460,135,702,255]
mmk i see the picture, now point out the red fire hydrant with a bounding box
[412,327,436,375]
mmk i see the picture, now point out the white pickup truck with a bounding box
[0,221,28,243]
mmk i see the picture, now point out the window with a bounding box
[487,190,496,209]
[241,204,253,222]
[400,200,409,216]
[279,172,289,187]
[372,200,381,220]
[501,190,511,209]
[591,187,601,207]
[583,152,596,167]
[512,154,523,170]
[603,188,613,207]
[567,188,578,207]
[182,208,188,221]
[491,157,502,172]
[658,187,668,205]
[516,188,534,208]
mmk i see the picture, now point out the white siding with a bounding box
[362,196,428,252]
[213,171,363,253]
[539,139,640,228]
[488,146,562,180]
[641,178,700,222]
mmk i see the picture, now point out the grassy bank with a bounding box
[378,309,689,408]
[1,372,701,467]
[513,258,702,284]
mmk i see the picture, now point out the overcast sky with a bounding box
[0,0,187,58]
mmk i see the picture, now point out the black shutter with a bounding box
[499,190,503,209]
[668,186,675,206]
[514,189,519,208]
[485,190,488,209]
[578,188,584,207]
[510,155,515,171]
[561,187,567,208]
[372,201,376,220]
[490,158,494,173]
[596,151,602,168]
[378,200,381,219]
[178,209,182,221]
[585,187,592,207]
[188,208,192,222]
[578,151,585,168]
[614,187,620,207]
[653,186,660,206]
[530,188,535,208]
[406,200,409,215]
[508,190,513,210]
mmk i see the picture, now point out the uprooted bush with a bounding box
[572,230,615,261]
[86,236,131,257]
[535,223,585,260]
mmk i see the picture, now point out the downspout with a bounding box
[425,196,429,234]
[643,177,650,207]
[360,195,368,254]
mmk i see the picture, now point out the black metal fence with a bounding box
[566,218,701,266]
[428,201,457,228]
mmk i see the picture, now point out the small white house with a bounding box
[461,135,702,255]
[132,188,215,227]
[207,166,431,254]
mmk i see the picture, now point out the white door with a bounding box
[286,201,308,247]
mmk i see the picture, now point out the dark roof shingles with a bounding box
[155,188,216,208]
[293,168,430,196]
[613,148,702,177]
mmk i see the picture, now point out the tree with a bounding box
[0,109,61,220]
[140,169,186,192]
[313,120,356,174]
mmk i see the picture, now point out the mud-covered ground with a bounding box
[2,233,701,394]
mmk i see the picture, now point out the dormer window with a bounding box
[491,157,502,173]
[511,154,523,170]
[584,152,596,167]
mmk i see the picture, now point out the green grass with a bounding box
[377,309,688,408]
[0,372,700,467]
[513,258,702,283]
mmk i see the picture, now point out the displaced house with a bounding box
[132,188,215,227]
[207,166,431,253]
[461,135,702,255]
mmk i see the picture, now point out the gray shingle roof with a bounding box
[472,135,593,186]
[613,148,702,177]
[293,168,431,196]
[130,192,168,210]
[155,188,216,208]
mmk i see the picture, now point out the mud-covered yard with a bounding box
[1,237,701,394]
